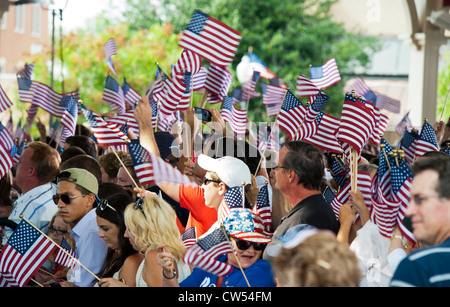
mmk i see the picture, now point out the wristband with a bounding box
[390,235,402,242]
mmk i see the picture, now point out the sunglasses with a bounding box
[234,238,267,251]
[98,199,117,212]
[203,178,221,186]
[53,193,86,205]
[134,197,147,218]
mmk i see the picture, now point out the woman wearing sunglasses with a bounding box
[157,208,276,287]
[96,194,144,287]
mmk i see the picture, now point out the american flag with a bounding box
[399,129,419,164]
[192,66,208,91]
[303,112,342,153]
[0,123,13,180]
[60,96,78,145]
[350,78,400,113]
[159,50,202,114]
[322,186,336,204]
[261,82,286,106]
[241,52,277,80]
[54,237,77,269]
[0,219,56,287]
[127,140,195,187]
[103,75,126,114]
[204,64,232,104]
[17,77,34,103]
[241,71,261,101]
[0,84,13,112]
[220,186,245,223]
[375,94,401,114]
[390,157,415,244]
[179,9,242,66]
[395,112,412,136]
[221,96,247,136]
[17,62,35,79]
[368,106,390,146]
[266,103,281,118]
[122,78,142,106]
[276,90,308,140]
[253,183,272,236]
[329,170,372,220]
[80,104,129,147]
[152,64,170,102]
[106,109,140,135]
[415,121,439,158]
[183,228,234,277]
[328,154,349,188]
[181,227,197,249]
[296,74,320,97]
[309,57,341,89]
[337,93,375,163]
[104,38,118,76]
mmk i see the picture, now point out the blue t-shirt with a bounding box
[391,237,450,287]
[180,255,276,287]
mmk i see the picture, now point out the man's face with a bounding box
[407,170,450,246]
[14,147,33,190]
[56,180,92,226]
[272,146,290,192]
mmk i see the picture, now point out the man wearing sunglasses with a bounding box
[54,168,108,287]
[391,156,450,287]
[3,141,60,244]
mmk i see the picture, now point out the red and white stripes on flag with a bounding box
[204,64,232,104]
[159,50,202,115]
[296,74,320,97]
[104,38,118,76]
[127,140,195,187]
[303,112,342,153]
[80,104,129,147]
[337,93,376,163]
[0,123,13,180]
[183,228,234,277]
[309,57,341,89]
[179,9,241,66]
[0,84,13,112]
[262,83,286,106]
[221,97,248,136]
[0,219,57,287]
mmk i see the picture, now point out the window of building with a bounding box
[14,4,25,34]
[31,4,41,37]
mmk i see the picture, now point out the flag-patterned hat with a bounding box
[223,208,272,244]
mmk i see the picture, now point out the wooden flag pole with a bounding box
[109,145,141,190]
[350,148,358,193]
[20,215,101,282]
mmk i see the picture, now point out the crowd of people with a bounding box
[0,96,450,288]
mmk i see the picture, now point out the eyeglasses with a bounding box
[98,199,117,212]
[234,238,267,251]
[272,165,290,171]
[53,193,86,205]
[203,178,221,186]
[48,226,68,235]
[410,194,440,205]
[134,197,147,218]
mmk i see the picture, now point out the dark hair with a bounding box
[96,193,135,278]
[98,182,132,200]
[60,154,102,185]
[60,146,86,163]
[412,156,450,199]
[281,141,324,190]
[65,135,98,159]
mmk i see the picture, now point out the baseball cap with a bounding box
[154,131,180,162]
[223,208,272,243]
[197,154,252,188]
[56,168,99,195]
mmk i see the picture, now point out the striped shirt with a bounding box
[3,183,58,244]
[390,238,450,287]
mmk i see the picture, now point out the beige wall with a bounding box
[0,4,49,74]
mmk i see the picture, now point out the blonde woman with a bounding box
[124,194,190,287]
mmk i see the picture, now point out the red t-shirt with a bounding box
[178,185,217,238]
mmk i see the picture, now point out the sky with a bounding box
[56,0,125,32]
